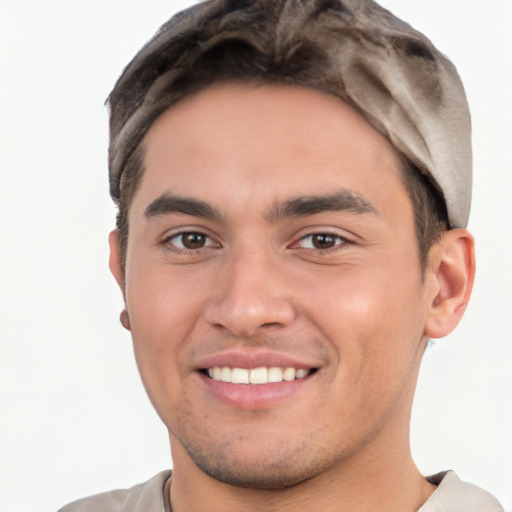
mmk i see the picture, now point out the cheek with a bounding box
[296,259,426,375]
[124,268,206,422]
[127,259,204,327]
[302,261,423,326]
[124,265,207,384]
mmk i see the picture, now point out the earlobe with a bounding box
[120,308,131,330]
[424,229,475,339]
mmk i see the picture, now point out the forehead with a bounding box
[132,82,407,220]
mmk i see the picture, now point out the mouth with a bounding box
[201,366,317,384]
[196,351,321,409]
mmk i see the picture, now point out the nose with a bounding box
[204,250,296,337]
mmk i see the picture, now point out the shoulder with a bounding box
[420,471,504,512]
[58,471,172,512]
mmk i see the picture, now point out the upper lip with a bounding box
[196,349,322,371]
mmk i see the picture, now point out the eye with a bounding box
[296,233,347,250]
[166,232,218,250]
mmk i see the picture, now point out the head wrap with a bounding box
[108,0,471,227]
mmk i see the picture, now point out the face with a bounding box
[114,82,435,488]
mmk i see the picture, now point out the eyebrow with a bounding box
[265,189,379,222]
[144,193,222,220]
[143,189,378,223]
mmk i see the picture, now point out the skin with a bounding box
[109,82,475,512]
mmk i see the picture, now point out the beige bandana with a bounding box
[107,0,471,228]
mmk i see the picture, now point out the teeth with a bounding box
[249,367,268,384]
[268,367,284,383]
[207,366,312,384]
[283,368,296,381]
[231,368,249,384]
[221,367,232,383]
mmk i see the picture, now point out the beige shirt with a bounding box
[59,470,504,512]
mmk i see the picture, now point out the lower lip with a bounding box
[198,372,313,409]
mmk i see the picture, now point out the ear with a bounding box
[109,230,125,296]
[109,230,131,331]
[424,229,475,339]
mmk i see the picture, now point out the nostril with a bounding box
[261,322,284,329]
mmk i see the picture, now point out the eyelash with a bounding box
[162,231,220,253]
[293,232,350,252]
[162,229,351,255]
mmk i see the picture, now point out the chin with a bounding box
[181,436,335,490]
[195,459,317,490]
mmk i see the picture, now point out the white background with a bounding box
[0,1,511,510]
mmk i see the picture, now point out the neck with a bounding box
[168,429,436,512]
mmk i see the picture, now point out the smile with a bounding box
[205,366,313,384]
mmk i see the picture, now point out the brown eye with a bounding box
[167,231,217,251]
[297,233,346,250]
[310,234,337,249]
[180,233,207,249]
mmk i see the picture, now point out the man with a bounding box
[60,0,503,510]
